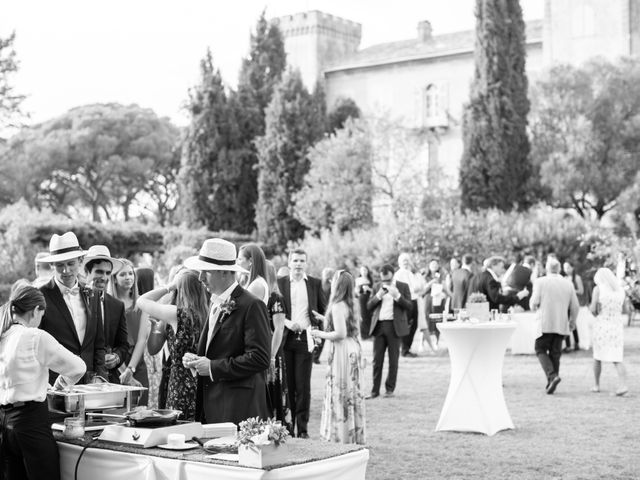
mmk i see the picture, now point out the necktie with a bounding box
[64,286,80,296]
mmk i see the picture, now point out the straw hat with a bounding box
[83,245,124,273]
[37,232,86,263]
[184,238,248,273]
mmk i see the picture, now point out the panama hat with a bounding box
[83,245,124,273]
[38,232,86,263]
[184,238,248,273]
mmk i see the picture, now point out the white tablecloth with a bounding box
[435,321,516,436]
[58,442,369,480]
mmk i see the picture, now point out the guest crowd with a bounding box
[0,230,634,480]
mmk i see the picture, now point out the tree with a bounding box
[178,50,242,230]
[327,97,361,134]
[529,58,640,219]
[1,103,180,222]
[459,0,533,211]
[255,70,325,248]
[0,32,26,136]
[231,13,287,233]
[294,118,373,233]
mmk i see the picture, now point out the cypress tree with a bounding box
[255,70,325,249]
[460,0,532,211]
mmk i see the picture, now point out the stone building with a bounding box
[272,0,640,191]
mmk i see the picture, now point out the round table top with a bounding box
[437,321,516,330]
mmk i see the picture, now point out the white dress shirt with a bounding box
[379,282,396,320]
[206,281,238,349]
[0,325,86,404]
[289,274,310,330]
[55,277,87,344]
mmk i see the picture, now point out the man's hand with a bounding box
[105,353,119,369]
[516,287,529,300]
[183,353,210,376]
[385,284,400,299]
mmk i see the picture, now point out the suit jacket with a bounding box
[39,278,107,384]
[102,293,129,383]
[366,281,412,338]
[506,265,533,310]
[476,270,519,311]
[277,275,327,346]
[451,268,473,309]
[530,274,580,336]
[195,285,271,425]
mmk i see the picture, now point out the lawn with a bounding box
[307,323,640,480]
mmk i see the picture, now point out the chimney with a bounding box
[417,20,432,42]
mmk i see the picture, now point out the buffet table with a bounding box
[435,321,516,436]
[56,433,368,480]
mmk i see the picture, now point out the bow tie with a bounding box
[63,286,80,296]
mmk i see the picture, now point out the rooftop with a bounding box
[325,19,543,73]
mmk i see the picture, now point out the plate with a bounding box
[204,436,237,448]
[157,442,199,451]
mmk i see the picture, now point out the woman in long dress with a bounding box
[136,269,208,420]
[311,270,365,444]
[590,267,628,396]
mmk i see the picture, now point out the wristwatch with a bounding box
[126,365,136,373]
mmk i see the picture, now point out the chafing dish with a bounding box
[47,383,147,413]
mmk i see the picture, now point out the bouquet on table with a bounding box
[237,417,290,468]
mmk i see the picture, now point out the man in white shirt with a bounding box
[277,249,326,439]
[393,253,423,357]
[38,232,106,384]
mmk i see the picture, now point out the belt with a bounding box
[0,401,32,410]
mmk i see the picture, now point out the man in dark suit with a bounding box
[83,245,129,384]
[367,264,413,398]
[477,256,529,311]
[38,232,107,384]
[183,238,271,425]
[277,248,327,439]
[504,255,535,310]
[451,253,474,309]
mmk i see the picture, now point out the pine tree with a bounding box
[459,0,532,211]
[178,50,240,230]
[255,70,325,248]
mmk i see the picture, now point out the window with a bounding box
[424,83,448,128]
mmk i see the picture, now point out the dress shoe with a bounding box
[402,351,418,358]
[366,392,379,399]
[384,391,394,398]
[546,376,561,394]
[297,432,309,439]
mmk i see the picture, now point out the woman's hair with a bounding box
[594,267,622,293]
[175,269,209,331]
[239,243,268,285]
[0,285,46,336]
[136,267,155,295]
[325,270,358,338]
[265,260,281,296]
[108,259,139,305]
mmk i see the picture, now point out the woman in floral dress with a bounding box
[311,270,365,444]
[137,269,209,419]
[590,267,628,396]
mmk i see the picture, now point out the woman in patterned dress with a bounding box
[310,270,365,444]
[590,267,628,396]
[136,269,209,420]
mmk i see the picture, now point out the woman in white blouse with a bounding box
[0,285,86,480]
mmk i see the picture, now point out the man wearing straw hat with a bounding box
[183,238,271,425]
[38,232,107,384]
[84,245,128,384]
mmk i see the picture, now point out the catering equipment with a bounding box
[47,382,147,414]
[86,408,182,427]
[97,422,204,448]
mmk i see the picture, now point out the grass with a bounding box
[307,324,640,480]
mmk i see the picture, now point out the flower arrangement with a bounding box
[219,299,237,316]
[237,417,290,447]
[467,292,488,304]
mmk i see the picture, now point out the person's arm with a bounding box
[271,313,285,359]
[92,297,107,379]
[136,286,179,326]
[529,279,541,311]
[568,290,580,330]
[589,286,600,316]
[312,304,347,342]
[574,275,585,297]
[120,311,151,384]
[367,285,383,312]
[112,303,129,369]
[390,283,414,312]
[38,331,87,389]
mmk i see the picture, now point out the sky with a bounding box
[2,0,544,127]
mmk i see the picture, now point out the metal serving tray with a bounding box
[47,383,147,413]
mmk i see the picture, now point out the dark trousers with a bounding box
[312,339,325,363]
[283,335,313,436]
[0,401,60,480]
[372,321,401,394]
[565,329,580,349]
[535,333,564,383]
[401,299,418,354]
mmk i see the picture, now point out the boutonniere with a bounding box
[219,299,237,317]
[81,285,96,299]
